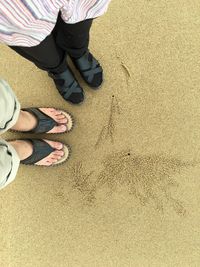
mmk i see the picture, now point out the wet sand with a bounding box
[1,0,200,266]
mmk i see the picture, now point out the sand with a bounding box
[1,0,200,266]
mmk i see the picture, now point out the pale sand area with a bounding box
[1,0,200,266]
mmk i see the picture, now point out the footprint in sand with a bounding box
[95,95,121,148]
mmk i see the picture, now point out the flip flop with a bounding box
[13,108,74,134]
[19,139,71,166]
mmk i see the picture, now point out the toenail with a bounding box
[57,143,63,149]
[59,126,67,132]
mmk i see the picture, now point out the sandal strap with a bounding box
[58,80,82,99]
[74,51,99,70]
[48,69,82,99]
[21,139,55,165]
[22,108,58,134]
[82,66,103,83]
[49,68,75,86]
[73,51,102,83]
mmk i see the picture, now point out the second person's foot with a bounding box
[71,50,103,89]
[48,68,84,104]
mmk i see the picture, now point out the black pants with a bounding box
[10,14,93,74]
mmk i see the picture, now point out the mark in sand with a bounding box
[116,54,131,86]
[95,95,121,148]
[54,175,69,205]
[85,150,196,215]
[121,61,131,85]
[55,162,94,205]
[70,162,95,203]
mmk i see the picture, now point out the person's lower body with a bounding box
[0,79,73,190]
[0,79,21,189]
[9,14,103,104]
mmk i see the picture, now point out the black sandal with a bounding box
[13,108,74,134]
[71,50,103,89]
[20,139,70,166]
[48,68,84,104]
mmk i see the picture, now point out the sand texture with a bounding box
[1,0,200,266]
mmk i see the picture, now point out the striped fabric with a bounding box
[0,0,111,47]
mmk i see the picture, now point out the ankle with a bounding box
[9,140,22,158]
[11,110,37,131]
[9,140,33,160]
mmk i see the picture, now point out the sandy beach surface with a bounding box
[1,0,200,266]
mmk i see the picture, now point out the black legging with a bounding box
[10,13,93,74]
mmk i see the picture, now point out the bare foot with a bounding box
[9,140,65,166]
[11,108,70,133]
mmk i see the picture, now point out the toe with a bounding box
[51,109,62,115]
[50,158,60,163]
[36,160,52,166]
[53,150,64,156]
[57,118,68,124]
[51,152,63,160]
[55,114,66,119]
[45,140,64,150]
[47,125,67,134]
